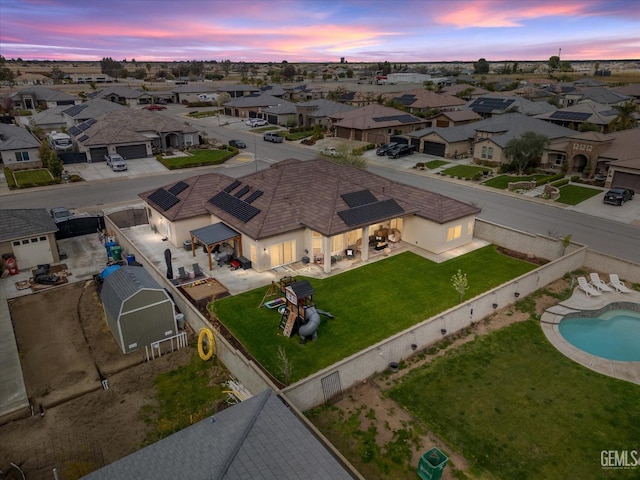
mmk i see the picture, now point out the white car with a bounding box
[246,118,268,127]
[321,147,340,157]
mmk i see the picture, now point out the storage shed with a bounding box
[100,266,177,354]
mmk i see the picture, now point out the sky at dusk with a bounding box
[1,0,639,63]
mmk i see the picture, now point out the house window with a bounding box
[447,225,462,241]
[15,151,30,162]
[487,147,493,160]
[312,231,322,254]
[31,238,38,243]
[481,146,487,159]
[184,135,193,146]
[40,236,46,241]
[13,241,20,246]
[22,239,29,244]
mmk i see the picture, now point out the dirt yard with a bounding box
[1,280,195,476]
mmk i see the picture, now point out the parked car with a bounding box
[50,206,74,223]
[376,142,398,156]
[247,118,268,127]
[229,139,246,149]
[263,132,284,143]
[321,146,340,157]
[104,153,128,171]
[144,104,166,111]
[386,144,416,159]
[603,188,634,205]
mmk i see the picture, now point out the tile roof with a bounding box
[466,95,556,116]
[63,98,127,120]
[534,101,619,126]
[385,88,466,109]
[331,104,426,130]
[81,389,355,480]
[0,209,57,242]
[0,124,41,151]
[296,99,355,117]
[224,93,289,108]
[598,128,640,162]
[141,159,480,240]
[12,86,78,102]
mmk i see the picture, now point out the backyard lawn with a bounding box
[388,320,640,480]
[556,184,603,205]
[213,246,537,383]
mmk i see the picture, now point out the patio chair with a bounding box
[577,276,601,297]
[608,274,632,293]
[589,273,613,293]
[177,266,189,281]
[192,263,204,277]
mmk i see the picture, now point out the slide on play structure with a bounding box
[298,306,334,340]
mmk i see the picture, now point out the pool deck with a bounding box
[541,288,640,386]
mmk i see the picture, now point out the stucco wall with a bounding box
[403,215,475,254]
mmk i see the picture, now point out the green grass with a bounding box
[556,184,603,205]
[187,111,219,118]
[285,130,313,141]
[441,165,486,179]
[482,174,548,189]
[158,148,234,169]
[388,320,640,479]
[139,350,227,445]
[13,168,55,187]
[213,246,536,383]
[425,160,449,169]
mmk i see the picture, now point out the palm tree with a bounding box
[608,101,638,132]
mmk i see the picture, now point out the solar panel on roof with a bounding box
[78,134,89,142]
[168,181,188,195]
[549,111,591,121]
[208,192,260,223]
[341,190,378,208]
[63,104,87,116]
[338,199,404,227]
[469,98,515,113]
[86,118,97,126]
[245,190,263,204]
[223,180,241,193]
[77,122,91,132]
[234,185,251,198]
[148,188,180,211]
[67,126,80,136]
[372,114,417,123]
[394,94,416,106]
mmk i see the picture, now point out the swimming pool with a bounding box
[559,308,640,361]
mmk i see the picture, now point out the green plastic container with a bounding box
[110,245,122,262]
[417,447,448,480]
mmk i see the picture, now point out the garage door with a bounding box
[116,144,148,159]
[89,147,108,162]
[612,171,640,191]
[422,141,446,157]
[11,236,53,269]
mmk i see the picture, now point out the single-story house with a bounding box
[409,113,575,162]
[383,88,467,115]
[16,105,68,133]
[80,389,357,480]
[13,73,53,86]
[173,84,219,104]
[139,158,480,274]
[11,86,81,110]
[260,101,297,126]
[0,123,42,170]
[287,84,330,102]
[223,94,292,122]
[534,102,623,133]
[0,209,59,269]
[545,128,640,187]
[62,98,128,127]
[99,266,177,354]
[560,86,631,108]
[329,104,428,145]
[88,86,154,107]
[439,84,491,99]
[69,109,199,161]
[217,84,260,98]
[425,110,482,129]
[295,99,354,129]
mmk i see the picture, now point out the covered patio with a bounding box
[189,223,242,271]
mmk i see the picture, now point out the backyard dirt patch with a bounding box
[1,280,195,475]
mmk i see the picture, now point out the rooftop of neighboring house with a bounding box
[534,101,622,126]
[63,98,128,122]
[11,86,78,102]
[88,86,150,100]
[330,104,426,130]
[0,209,57,242]
[0,123,42,150]
[139,158,480,240]
[384,88,467,109]
[465,94,557,116]
[296,98,355,118]
[224,93,289,108]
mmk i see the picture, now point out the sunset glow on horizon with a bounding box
[1,0,639,62]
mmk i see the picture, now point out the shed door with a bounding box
[422,141,446,157]
[612,171,640,191]
[116,144,147,159]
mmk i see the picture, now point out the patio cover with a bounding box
[189,222,242,270]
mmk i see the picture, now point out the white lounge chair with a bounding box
[577,276,601,297]
[608,274,632,293]
[589,273,613,293]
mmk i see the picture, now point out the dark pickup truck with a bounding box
[603,188,634,206]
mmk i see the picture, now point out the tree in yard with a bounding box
[548,55,560,74]
[282,63,296,82]
[100,57,123,79]
[451,269,468,303]
[473,58,490,74]
[503,131,550,175]
[220,59,232,77]
[607,101,638,132]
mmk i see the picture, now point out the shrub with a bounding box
[3,167,16,189]
[571,175,580,182]
[536,172,565,186]
[551,178,570,187]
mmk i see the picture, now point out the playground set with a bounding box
[259,276,333,343]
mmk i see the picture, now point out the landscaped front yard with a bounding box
[556,184,603,205]
[12,168,56,187]
[157,148,235,169]
[213,246,537,384]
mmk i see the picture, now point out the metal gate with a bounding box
[320,371,343,405]
[55,216,106,240]
[59,152,87,164]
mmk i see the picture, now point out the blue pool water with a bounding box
[559,310,640,361]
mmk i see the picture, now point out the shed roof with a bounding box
[81,389,355,480]
[100,266,167,320]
